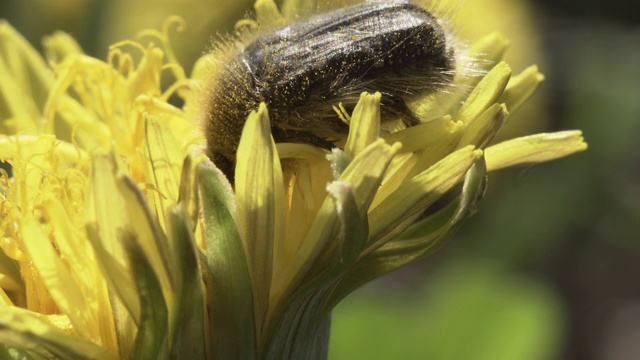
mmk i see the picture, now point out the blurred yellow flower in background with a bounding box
[0,0,586,359]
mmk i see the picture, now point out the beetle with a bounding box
[204,2,458,180]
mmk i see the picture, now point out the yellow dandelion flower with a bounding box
[0,1,586,359]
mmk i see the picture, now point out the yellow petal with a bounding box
[457,103,508,149]
[382,115,462,154]
[254,0,284,27]
[457,62,511,124]
[498,65,545,115]
[277,143,332,267]
[485,131,588,171]
[272,140,398,312]
[85,152,140,350]
[470,32,511,67]
[375,117,464,207]
[43,196,119,350]
[43,31,84,64]
[0,21,53,134]
[235,103,285,338]
[116,175,175,314]
[344,92,381,157]
[280,0,317,18]
[42,56,113,146]
[19,216,101,343]
[367,146,483,252]
[143,114,183,227]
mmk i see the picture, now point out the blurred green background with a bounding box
[1,0,639,359]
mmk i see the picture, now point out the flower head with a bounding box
[0,1,586,359]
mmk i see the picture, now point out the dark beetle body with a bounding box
[205,2,456,179]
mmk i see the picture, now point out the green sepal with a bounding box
[177,155,200,231]
[197,160,256,360]
[327,157,488,307]
[125,231,169,360]
[166,204,207,360]
[265,181,367,360]
[0,344,33,360]
[117,175,175,300]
